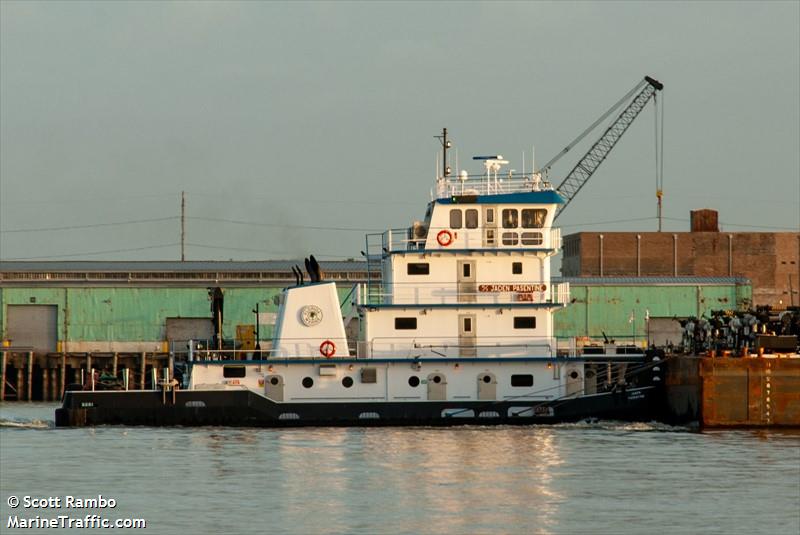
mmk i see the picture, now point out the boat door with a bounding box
[477,372,496,400]
[482,206,497,247]
[457,260,476,303]
[265,374,284,401]
[427,373,447,400]
[459,314,477,357]
[565,365,583,397]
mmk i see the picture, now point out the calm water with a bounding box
[1,403,798,535]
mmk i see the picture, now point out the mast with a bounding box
[435,128,452,178]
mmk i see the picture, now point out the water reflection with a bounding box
[1,408,798,535]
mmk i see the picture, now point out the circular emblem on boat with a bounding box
[319,340,336,358]
[437,230,453,247]
[300,305,323,326]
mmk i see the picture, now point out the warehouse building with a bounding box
[1,261,750,353]
[561,209,799,308]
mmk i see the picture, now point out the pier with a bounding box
[0,350,174,401]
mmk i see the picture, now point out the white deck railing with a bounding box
[369,227,561,254]
[435,174,554,199]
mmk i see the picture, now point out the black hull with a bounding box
[55,386,660,427]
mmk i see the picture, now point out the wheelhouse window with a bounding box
[511,374,534,387]
[407,263,430,275]
[521,209,548,228]
[502,209,518,228]
[450,209,462,229]
[465,209,479,229]
[395,317,418,330]
[514,317,536,329]
[521,232,544,246]
[502,232,519,246]
[223,365,246,378]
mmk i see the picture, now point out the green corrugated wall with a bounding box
[0,287,356,343]
[1,283,749,344]
[553,283,751,339]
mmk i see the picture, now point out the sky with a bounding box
[1,1,798,263]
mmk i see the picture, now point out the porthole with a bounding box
[270,377,279,386]
[482,375,492,383]
[569,371,580,380]
[432,375,442,384]
[342,376,354,388]
[408,376,420,387]
[302,377,314,388]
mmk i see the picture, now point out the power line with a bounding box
[1,216,179,234]
[186,243,344,258]
[186,191,420,207]
[559,217,656,229]
[0,193,176,206]
[187,216,380,232]
[662,217,798,231]
[4,243,179,260]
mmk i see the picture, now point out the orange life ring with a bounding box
[437,230,453,247]
[319,340,336,358]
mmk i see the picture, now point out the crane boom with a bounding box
[553,76,663,220]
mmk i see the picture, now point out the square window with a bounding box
[407,263,430,275]
[395,317,417,330]
[512,262,522,274]
[465,209,479,229]
[521,209,547,228]
[502,209,518,229]
[450,209,462,229]
[514,317,536,329]
[502,232,519,246]
[521,232,543,246]
[511,374,534,387]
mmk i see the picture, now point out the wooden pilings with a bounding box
[0,351,6,402]
[0,351,172,401]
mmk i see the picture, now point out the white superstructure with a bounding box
[187,152,593,410]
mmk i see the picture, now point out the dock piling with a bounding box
[0,351,6,401]
[140,352,146,390]
[26,352,33,401]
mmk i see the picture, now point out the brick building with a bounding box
[561,212,799,308]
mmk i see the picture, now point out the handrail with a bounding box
[435,174,554,199]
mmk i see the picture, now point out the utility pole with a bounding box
[181,191,185,261]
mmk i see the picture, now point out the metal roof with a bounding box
[0,262,749,287]
[0,260,370,272]
[554,276,751,286]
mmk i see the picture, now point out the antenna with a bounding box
[434,128,452,179]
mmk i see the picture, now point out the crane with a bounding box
[539,76,664,221]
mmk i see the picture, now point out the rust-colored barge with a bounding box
[666,354,800,427]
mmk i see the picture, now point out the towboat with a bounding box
[56,131,663,427]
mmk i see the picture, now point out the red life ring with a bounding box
[319,340,336,358]
[437,230,453,247]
